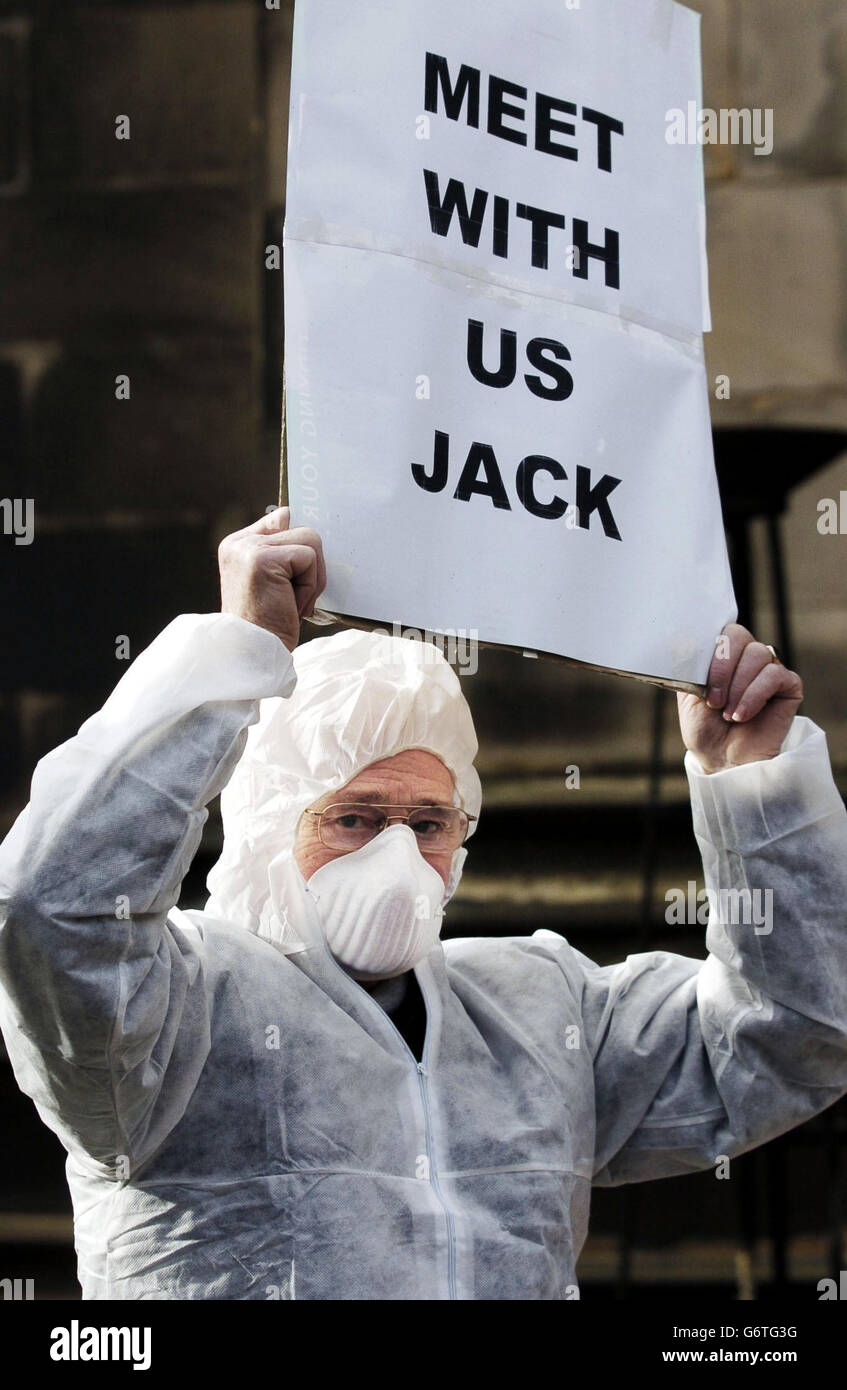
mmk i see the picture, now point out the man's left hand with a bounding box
[677,623,803,774]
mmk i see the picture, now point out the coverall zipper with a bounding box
[415,1053,458,1300]
[320,946,459,1299]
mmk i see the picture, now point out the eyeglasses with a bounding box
[303,802,476,854]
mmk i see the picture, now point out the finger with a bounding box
[731,663,803,723]
[266,543,321,616]
[724,641,780,721]
[260,526,327,598]
[706,623,754,709]
[247,506,292,535]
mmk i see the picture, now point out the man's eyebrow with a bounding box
[330,789,447,806]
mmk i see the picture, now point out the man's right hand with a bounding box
[219,507,326,652]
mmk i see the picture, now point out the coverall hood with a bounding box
[204,626,482,954]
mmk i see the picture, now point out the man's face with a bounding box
[294,749,458,888]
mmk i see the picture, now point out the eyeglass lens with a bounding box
[319,804,466,852]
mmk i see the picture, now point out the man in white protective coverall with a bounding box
[1,506,846,1301]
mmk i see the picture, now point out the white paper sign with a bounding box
[283,0,736,686]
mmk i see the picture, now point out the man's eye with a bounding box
[413,818,443,837]
[333,811,380,831]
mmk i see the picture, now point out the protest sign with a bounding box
[283,0,736,688]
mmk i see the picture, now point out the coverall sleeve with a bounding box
[0,612,296,1174]
[582,715,847,1185]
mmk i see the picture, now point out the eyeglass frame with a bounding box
[302,801,477,853]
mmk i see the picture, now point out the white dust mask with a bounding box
[306,824,447,980]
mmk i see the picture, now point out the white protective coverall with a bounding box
[1,612,846,1301]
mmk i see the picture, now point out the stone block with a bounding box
[0,521,219,692]
[0,187,260,338]
[737,0,847,177]
[27,335,263,513]
[705,180,847,397]
[33,2,258,184]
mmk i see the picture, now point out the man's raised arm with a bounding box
[0,509,323,1172]
[581,625,847,1182]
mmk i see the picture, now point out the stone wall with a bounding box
[689,0,847,763]
[0,1,277,816]
[1,0,845,812]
